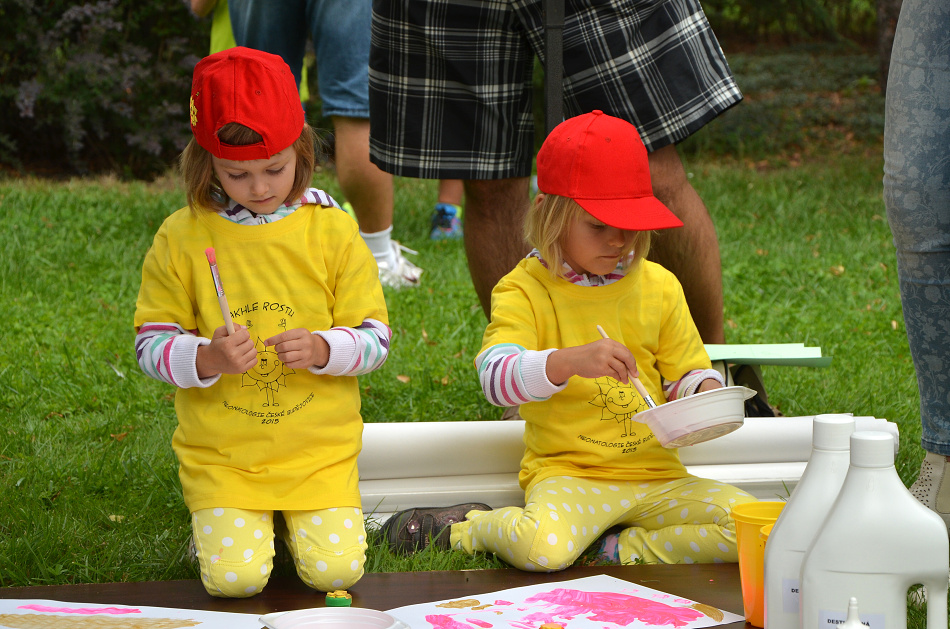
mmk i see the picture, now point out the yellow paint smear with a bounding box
[0,613,201,629]
[436,598,482,609]
[690,603,725,622]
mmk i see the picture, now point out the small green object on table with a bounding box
[325,590,352,607]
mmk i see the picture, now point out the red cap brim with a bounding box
[576,196,684,231]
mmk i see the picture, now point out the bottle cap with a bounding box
[850,431,895,468]
[841,597,864,629]
[812,414,856,450]
[325,590,352,607]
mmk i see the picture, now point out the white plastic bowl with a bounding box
[641,385,755,448]
[260,608,409,629]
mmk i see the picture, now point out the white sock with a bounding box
[360,225,394,265]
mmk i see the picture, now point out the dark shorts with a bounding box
[229,0,372,119]
[369,0,742,180]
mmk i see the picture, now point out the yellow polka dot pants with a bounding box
[451,475,756,571]
[191,506,367,597]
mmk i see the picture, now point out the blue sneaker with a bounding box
[430,203,463,240]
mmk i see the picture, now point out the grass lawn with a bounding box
[0,43,932,621]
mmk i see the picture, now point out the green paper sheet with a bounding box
[704,343,831,367]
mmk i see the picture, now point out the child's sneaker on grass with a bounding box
[381,503,491,553]
[377,241,423,289]
[430,203,463,240]
[909,451,950,529]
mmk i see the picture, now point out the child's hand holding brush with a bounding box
[543,328,641,388]
[195,247,257,378]
[197,324,258,379]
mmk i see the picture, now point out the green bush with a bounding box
[0,0,207,179]
[703,0,878,45]
[679,45,884,161]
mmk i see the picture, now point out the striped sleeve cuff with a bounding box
[665,368,726,400]
[523,348,567,399]
[169,335,220,389]
[309,328,356,375]
[475,345,566,406]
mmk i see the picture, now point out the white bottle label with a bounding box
[819,609,884,629]
[782,578,800,613]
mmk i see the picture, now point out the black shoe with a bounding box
[731,364,782,417]
[381,503,491,554]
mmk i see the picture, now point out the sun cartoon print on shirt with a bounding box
[242,337,294,407]
[590,377,649,438]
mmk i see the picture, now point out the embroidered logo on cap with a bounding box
[190,93,198,128]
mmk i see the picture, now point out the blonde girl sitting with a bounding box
[382,110,755,569]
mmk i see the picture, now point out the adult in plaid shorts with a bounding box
[369,0,740,343]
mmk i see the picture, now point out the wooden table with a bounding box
[0,564,748,627]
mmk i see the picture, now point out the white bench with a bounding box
[358,415,898,521]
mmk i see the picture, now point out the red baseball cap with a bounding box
[536,110,682,231]
[189,47,304,161]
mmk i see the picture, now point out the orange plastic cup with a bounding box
[732,502,786,628]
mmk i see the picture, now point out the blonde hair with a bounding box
[180,122,318,214]
[524,194,651,278]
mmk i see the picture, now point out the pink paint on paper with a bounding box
[465,618,494,628]
[426,614,479,628]
[494,600,513,606]
[518,588,705,627]
[18,604,141,615]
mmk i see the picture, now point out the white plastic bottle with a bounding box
[800,431,949,629]
[764,414,855,629]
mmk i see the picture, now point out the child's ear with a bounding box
[533,192,546,207]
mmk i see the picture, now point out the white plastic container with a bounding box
[642,385,755,447]
[259,608,409,629]
[764,413,855,629]
[800,431,949,629]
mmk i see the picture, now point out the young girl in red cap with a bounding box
[133,47,389,597]
[382,111,756,569]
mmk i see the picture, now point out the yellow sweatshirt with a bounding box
[480,257,711,491]
[134,203,387,512]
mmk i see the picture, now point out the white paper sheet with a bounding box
[385,574,743,629]
[0,599,262,629]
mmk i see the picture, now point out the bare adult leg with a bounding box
[438,179,465,206]
[331,116,393,234]
[463,177,532,318]
[647,145,725,344]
